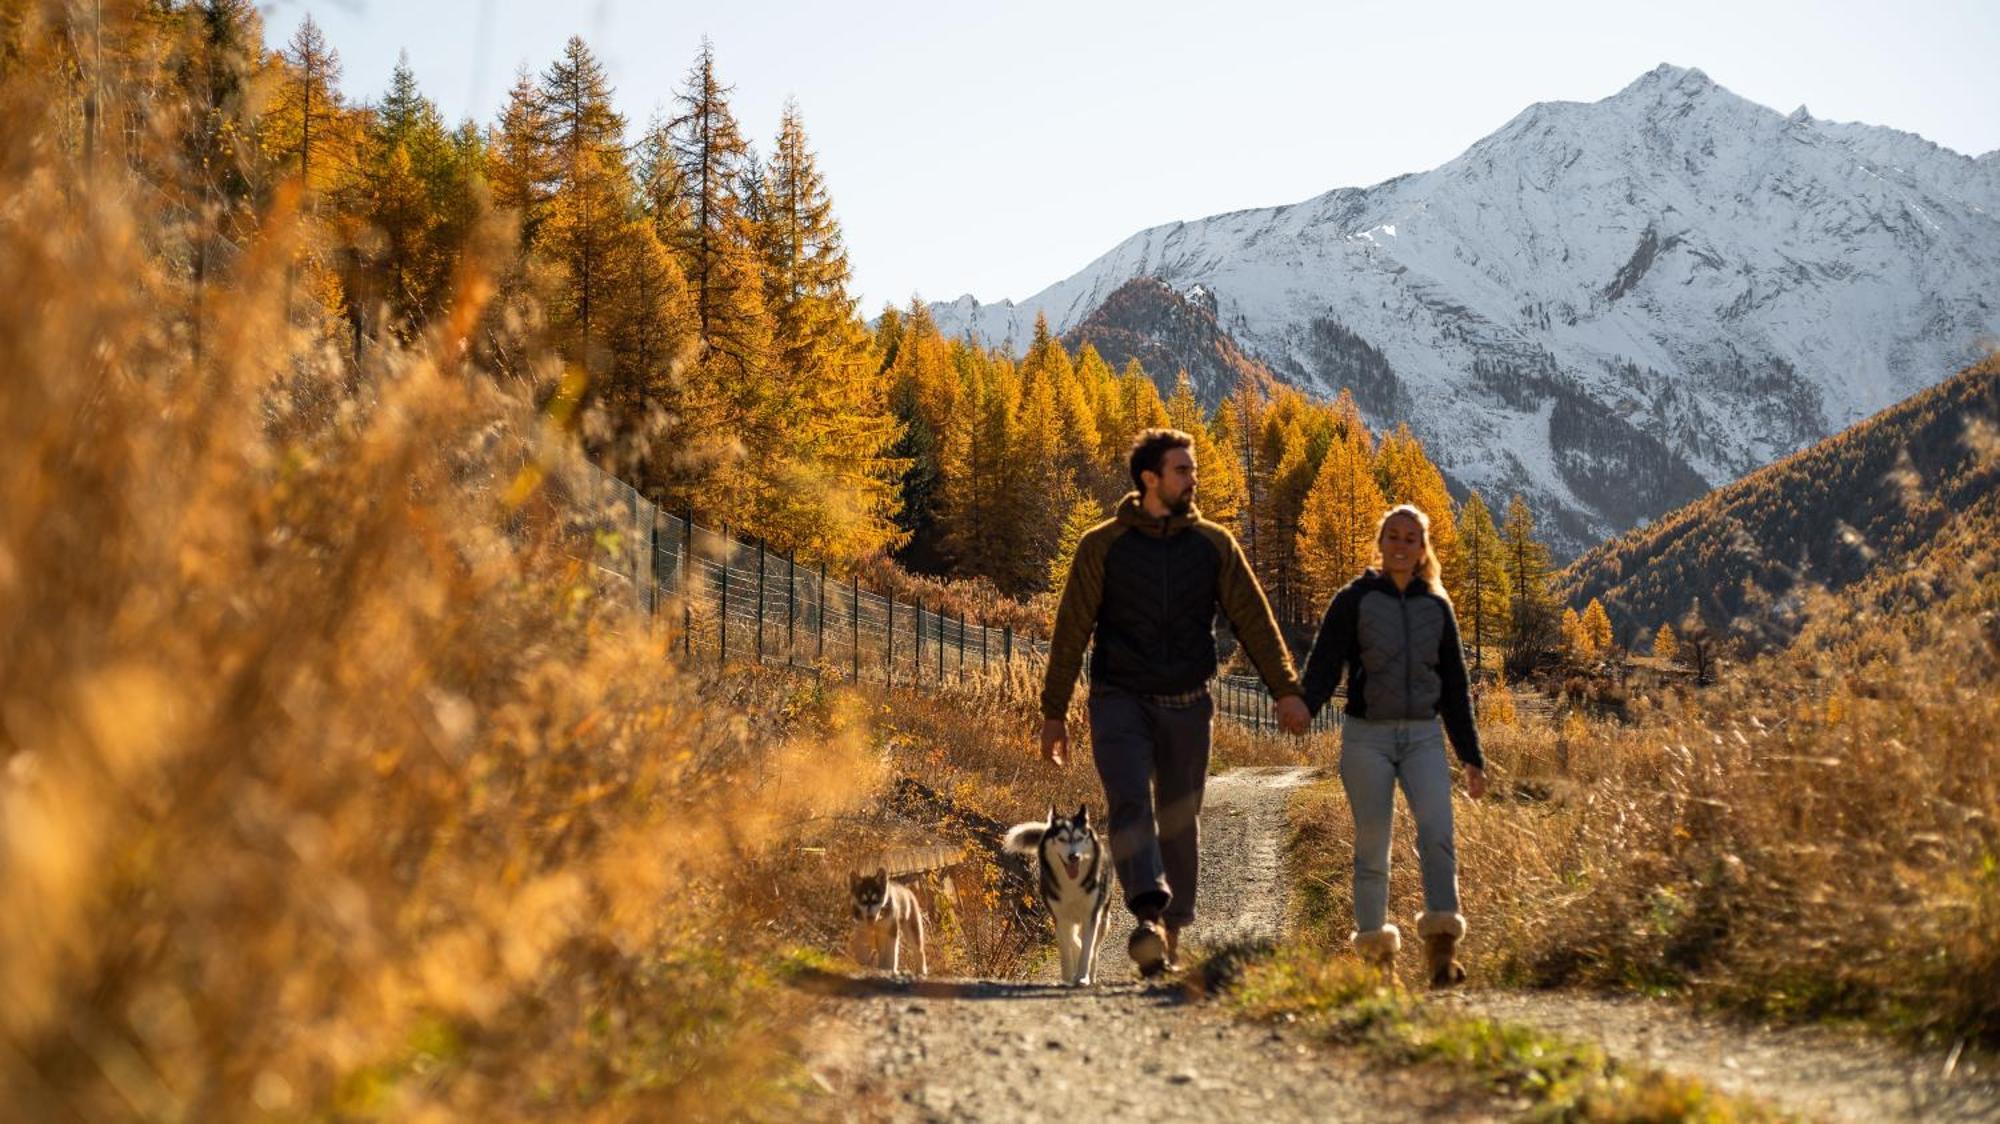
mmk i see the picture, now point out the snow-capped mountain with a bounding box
[931,64,2000,556]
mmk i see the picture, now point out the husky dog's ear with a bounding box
[874,866,887,883]
[1076,803,1090,828]
[1046,804,1058,829]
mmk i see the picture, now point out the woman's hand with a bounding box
[1464,765,1487,800]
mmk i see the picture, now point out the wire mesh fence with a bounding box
[559,457,1338,735]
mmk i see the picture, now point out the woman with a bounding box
[1299,504,1486,986]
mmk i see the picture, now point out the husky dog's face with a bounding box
[850,868,890,922]
[1041,805,1097,883]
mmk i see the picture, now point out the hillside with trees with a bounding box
[1557,353,2000,650]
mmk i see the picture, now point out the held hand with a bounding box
[1464,765,1487,800]
[1040,718,1070,767]
[1275,695,1310,736]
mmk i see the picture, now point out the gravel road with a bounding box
[803,766,1497,1122]
[805,766,2000,1122]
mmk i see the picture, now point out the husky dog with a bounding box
[1004,805,1114,986]
[848,868,927,976]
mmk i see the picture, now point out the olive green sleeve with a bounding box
[1204,525,1302,699]
[1039,526,1113,720]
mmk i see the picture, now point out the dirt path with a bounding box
[804,767,2000,1122]
[1445,990,2000,1122]
[804,766,1496,1122]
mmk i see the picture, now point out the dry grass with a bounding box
[1198,944,1775,1121]
[0,19,894,1119]
[1287,543,2000,1046]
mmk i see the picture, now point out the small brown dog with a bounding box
[848,867,927,975]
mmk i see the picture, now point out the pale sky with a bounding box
[262,0,2000,315]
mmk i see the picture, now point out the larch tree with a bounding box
[1048,488,1105,594]
[664,39,773,526]
[1582,598,1614,657]
[1165,371,1241,531]
[1653,620,1680,662]
[1561,606,1590,660]
[1501,493,1559,673]
[1012,315,1069,588]
[535,37,638,380]
[1455,491,1512,672]
[259,12,351,197]
[751,99,903,559]
[1297,424,1386,610]
[1376,423,1462,597]
[665,38,764,369]
[354,55,462,334]
[487,66,554,248]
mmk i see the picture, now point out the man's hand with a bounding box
[1040,718,1070,767]
[1464,764,1487,800]
[1275,695,1310,736]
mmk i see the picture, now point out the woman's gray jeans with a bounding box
[1339,717,1459,933]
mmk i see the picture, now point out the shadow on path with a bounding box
[788,966,1191,1006]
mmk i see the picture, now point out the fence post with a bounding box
[956,614,964,684]
[817,561,827,665]
[886,595,895,687]
[648,506,662,622]
[755,540,766,665]
[913,600,923,685]
[786,550,796,665]
[1003,627,1012,674]
[683,510,694,659]
[937,609,944,682]
[981,621,989,678]
[718,524,730,666]
[851,569,860,682]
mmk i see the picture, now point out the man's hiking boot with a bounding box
[1128,920,1169,978]
[1164,923,1183,973]
[1418,912,1467,988]
[1351,925,1401,976]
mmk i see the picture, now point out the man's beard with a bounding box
[1167,491,1194,516]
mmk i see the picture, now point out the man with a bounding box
[1040,428,1310,976]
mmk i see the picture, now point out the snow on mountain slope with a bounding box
[932,64,2000,556]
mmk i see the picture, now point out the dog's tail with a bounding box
[1002,821,1047,856]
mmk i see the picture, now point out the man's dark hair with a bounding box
[1129,428,1195,493]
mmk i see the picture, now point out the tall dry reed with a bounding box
[0,9,880,1117]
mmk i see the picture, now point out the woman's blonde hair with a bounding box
[1373,503,1449,600]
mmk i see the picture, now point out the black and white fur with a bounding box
[1004,805,1114,986]
[849,867,927,976]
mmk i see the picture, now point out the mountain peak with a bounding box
[1618,62,1714,99]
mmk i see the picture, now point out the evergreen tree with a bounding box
[886,303,956,568]
[353,55,465,334]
